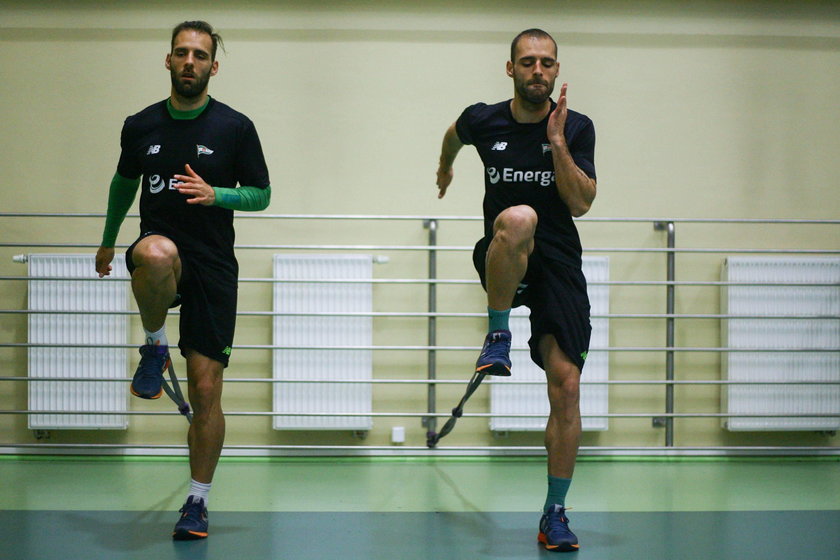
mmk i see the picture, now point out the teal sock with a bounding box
[487,306,511,332]
[544,475,572,512]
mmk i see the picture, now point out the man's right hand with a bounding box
[95,246,115,277]
[436,165,453,199]
[436,122,463,199]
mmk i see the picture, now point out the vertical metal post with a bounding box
[653,221,676,447]
[423,219,438,435]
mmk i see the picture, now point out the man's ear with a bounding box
[506,60,514,78]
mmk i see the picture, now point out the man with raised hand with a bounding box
[436,28,597,552]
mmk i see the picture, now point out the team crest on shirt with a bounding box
[542,143,552,155]
[197,144,214,157]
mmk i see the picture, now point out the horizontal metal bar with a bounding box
[2,342,838,352]
[2,445,837,459]
[6,275,840,291]
[6,410,840,418]
[0,276,484,285]
[2,212,839,225]
[2,444,837,456]
[1,243,477,251]
[589,218,840,225]
[586,248,840,255]
[256,279,840,287]
[0,276,482,285]
[3,243,839,254]
[0,309,836,320]
[0,212,480,222]
[253,346,840,353]
[3,376,837,386]
[0,277,454,286]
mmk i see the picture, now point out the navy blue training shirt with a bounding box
[456,99,596,267]
[117,97,270,275]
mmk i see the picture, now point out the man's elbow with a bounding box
[255,185,271,211]
[570,186,596,217]
[570,201,591,218]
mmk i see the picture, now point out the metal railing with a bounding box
[0,212,838,456]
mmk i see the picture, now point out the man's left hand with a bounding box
[547,82,568,145]
[175,164,215,206]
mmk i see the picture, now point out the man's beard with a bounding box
[170,68,211,99]
[517,78,554,105]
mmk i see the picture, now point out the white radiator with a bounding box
[272,254,373,431]
[721,257,840,431]
[490,256,610,432]
[28,254,129,430]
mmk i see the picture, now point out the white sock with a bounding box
[187,479,211,507]
[144,325,168,347]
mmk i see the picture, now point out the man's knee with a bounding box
[186,352,224,407]
[493,205,538,237]
[541,337,581,404]
[189,381,223,421]
[133,236,180,270]
[547,372,580,427]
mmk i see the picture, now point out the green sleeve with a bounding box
[100,172,141,247]
[212,185,271,211]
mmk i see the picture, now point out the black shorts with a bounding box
[473,236,591,371]
[126,232,237,367]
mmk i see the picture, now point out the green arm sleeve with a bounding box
[212,185,272,211]
[100,172,141,247]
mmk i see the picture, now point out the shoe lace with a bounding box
[487,332,510,350]
[544,506,572,534]
[179,499,206,519]
[138,346,167,376]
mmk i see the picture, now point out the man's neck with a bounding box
[167,96,210,120]
[509,96,551,124]
[169,89,209,112]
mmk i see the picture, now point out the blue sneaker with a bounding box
[475,329,512,376]
[130,345,169,400]
[538,505,579,552]
[173,496,208,540]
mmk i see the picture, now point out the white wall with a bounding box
[1,0,838,450]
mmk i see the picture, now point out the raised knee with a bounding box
[495,205,538,235]
[133,237,179,270]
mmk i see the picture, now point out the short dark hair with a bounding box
[170,20,224,60]
[510,28,557,62]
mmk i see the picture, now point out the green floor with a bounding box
[1,457,839,559]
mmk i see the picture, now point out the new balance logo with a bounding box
[491,142,508,151]
[197,145,214,157]
[147,145,161,155]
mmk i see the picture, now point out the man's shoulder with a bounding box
[206,98,255,128]
[462,99,510,120]
[567,108,594,128]
[123,100,167,129]
[459,100,512,135]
